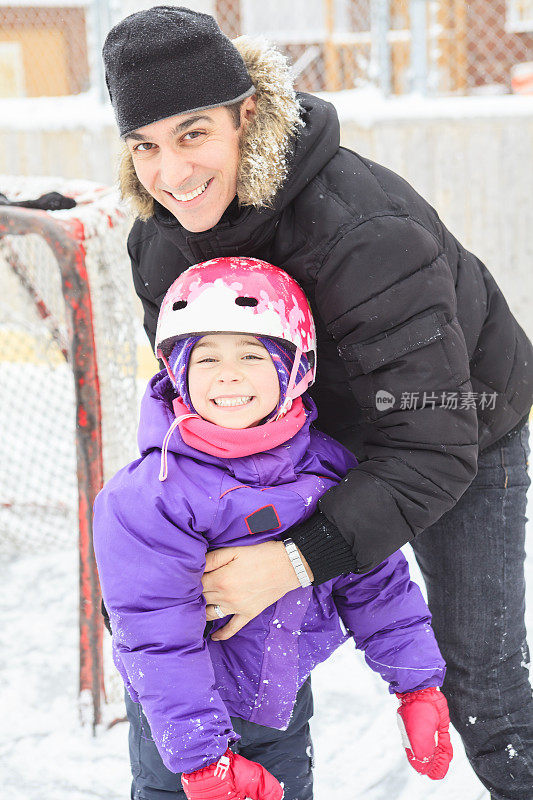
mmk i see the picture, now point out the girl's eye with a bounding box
[243,354,262,360]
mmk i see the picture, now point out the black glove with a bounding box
[0,191,76,211]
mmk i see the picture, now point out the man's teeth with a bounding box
[213,396,252,407]
[172,181,209,202]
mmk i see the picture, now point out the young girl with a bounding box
[93,257,453,800]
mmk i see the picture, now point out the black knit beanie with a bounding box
[103,6,255,137]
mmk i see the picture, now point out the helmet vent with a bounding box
[172,300,187,311]
[235,296,258,307]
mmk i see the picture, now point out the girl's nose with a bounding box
[216,363,244,382]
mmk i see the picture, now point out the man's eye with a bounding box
[183,130,204,141]
[133,142,155,153]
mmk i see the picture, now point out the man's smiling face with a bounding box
[125,99,255,233]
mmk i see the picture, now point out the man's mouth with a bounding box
[211,396,253,408]
[168,179,212,203]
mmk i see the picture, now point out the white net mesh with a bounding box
[0,177,137,555]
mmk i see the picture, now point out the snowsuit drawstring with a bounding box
[159,413,197,481]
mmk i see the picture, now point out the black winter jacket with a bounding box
[128,94,533,580]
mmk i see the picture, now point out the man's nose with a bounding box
[159,149,194,190]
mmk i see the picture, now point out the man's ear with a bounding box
[240,95,257,127]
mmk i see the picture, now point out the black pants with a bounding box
[125,678,314,800]
[412,424,533,799]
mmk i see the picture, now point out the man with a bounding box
[103,6,533,799]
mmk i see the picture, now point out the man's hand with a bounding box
[203,540,313,640]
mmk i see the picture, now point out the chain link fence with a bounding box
[0,0,531,99]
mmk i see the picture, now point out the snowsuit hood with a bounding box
[138,370,317,483]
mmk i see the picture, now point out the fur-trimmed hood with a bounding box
[118,38,305,221]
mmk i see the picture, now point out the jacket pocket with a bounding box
[337,312,471,391]
[337,311,446,377]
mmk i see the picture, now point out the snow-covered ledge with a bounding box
[0,92,119,185]
[1,88,532,336]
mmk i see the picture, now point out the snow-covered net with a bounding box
[0,245,76,551]
[0,177,137,554]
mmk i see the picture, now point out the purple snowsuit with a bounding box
[93,372,445,775]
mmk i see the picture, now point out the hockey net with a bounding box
[0,176,139,728]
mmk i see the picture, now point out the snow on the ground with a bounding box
[1,548,131,800]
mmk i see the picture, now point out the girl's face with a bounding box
[188,334,280,429]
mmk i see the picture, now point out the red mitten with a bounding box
[396,687,453,779]
[181,748,284,800]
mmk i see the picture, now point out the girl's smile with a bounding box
[188,334,280,428]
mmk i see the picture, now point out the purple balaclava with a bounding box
[167,335,310,420]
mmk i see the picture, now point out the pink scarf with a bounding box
[159,396,306,480]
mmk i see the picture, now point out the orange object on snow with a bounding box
[511,62,533,95]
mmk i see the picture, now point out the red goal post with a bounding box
[0,177,139,730]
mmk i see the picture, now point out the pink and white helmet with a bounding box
[155,257,317,409]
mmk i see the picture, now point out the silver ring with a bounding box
[213,604,225,619]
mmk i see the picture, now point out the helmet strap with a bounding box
[161,353,177,384]
[275,347,313,419]
[292,368,314,398]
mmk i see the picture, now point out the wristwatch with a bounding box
[283,538,312,588]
